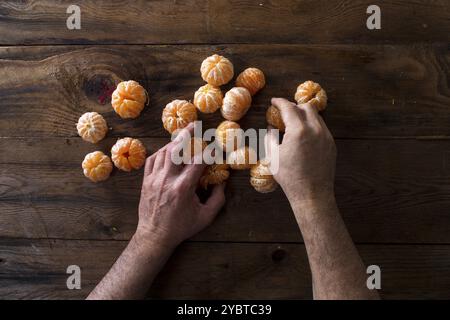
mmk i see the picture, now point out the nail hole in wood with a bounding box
[271,248,286,262]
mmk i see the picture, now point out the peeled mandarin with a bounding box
[294,80,327,111]
[215,120,241,152]
[194,84,223,113]
[266,105,285,132]
[82,151,113,182]
[250,160,278,193]
[236,68,265,95]
[221,87,252,121]
[162,100,197,134]
[200,54,234,86]
[228,146,257,170]
[76,112,108,143]
[200,164,230,189]
[111,80,148,119]
[111,137,146,172]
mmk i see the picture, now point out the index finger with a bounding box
[180,152,207,187]
[171,122,195,145]
[298,102,321,128]
[271,97,304,130]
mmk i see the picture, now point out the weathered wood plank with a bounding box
[1,137,450,243]
[0,0,448,45]
[0,239,449,299]
[0,44,448,138]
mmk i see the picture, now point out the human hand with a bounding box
[135,124,226,250]
[265,98,336,205]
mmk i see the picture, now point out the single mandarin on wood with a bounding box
[221,87,252,121]
[216,120,241,152]
[235,68,265,95]
[294,80,327,111]
[111,80,148,119]
[76,112,108,143]
[250,160,278,193]
[228,146,257,170]
[111,137,146,172]
[162,100,198,134]
[193,84,223,113]
[82,151,113,182]
[200,164,230,189]
[266,105,285,132]
[200,54,234,86]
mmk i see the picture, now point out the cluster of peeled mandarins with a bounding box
[159,54,327,193]
[77,80,148,182]
[159,54,274,192]
[76,54,328,194]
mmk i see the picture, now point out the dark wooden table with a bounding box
[0,0,449,299]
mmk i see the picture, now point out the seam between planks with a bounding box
[0,236,449,246]
[0,41,448,47]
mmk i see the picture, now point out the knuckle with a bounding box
[175,179,190,192]
[292,127,305,137]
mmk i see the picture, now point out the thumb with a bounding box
[200,183,226,224]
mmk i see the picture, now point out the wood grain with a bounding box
[1,0,449,301]
[2,137,450,243]
[0,44,448,138]
[0,0,448,45]
[1,239,449,299]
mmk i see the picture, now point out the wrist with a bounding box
[287,190,338,221]
[283,180,335,206]
[132,228,177,258]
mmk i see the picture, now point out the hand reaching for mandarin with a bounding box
[265,98,336,205]
[136,124,226,250]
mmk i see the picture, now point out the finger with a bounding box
[172,122,195,145]
[201,183,226,222]
[271,97,304,130]
[298,103,321,129]
[153,149,166,171]
[144,153,156,176]
[264,125,280,160]
[165,143,183,174]
[316,112,334,140]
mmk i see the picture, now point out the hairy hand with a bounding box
[265,98,336,204]
[136,124,226,250]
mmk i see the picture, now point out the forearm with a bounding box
[289,193,379,300]
[87,232,175,300]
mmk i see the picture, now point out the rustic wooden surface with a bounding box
[0,0,449,299]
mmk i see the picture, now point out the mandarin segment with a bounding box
[294,80,327,111]
[82,151,113,182]
[200,54,234,86]
[111,137,146,172]
[193,84,223,113]
[221,87,252,121]
[76,112,108,143]
[111,80,148,119]
[162,100,198,134]
[236,68,265,95]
